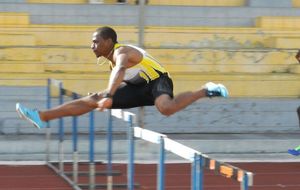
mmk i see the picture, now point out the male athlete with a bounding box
[16,26,228,129]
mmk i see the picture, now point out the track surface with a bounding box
[0,162,300,190]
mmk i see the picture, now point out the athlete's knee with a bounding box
[158,108,174,116]
[82,93,101,107]
[154,94,176,116]
[156,104,175,116]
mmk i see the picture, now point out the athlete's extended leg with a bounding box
[155,82,228,116]
[41,94,102,121]
[16,93,102,128]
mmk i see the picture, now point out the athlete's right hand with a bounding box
[96,97,113,111]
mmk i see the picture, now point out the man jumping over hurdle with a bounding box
[16,26,228,129]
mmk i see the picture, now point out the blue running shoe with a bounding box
[205,82,229,98]
[16,103,46,129]
[288,149,300,156]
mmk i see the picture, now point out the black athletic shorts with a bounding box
[111,74,174,109]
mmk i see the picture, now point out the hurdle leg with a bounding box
[107,110,113,190]
[192,154,204,190]
[45,79,51,162]
[58,81,64,174]
[157,136,165,190]
[197,154,204,190]
[241,172,249,190]
[72,116,78,183]
[127,115,135,190]
[89,111,95,190]
[71,93,79,184]
[191,154,197,190]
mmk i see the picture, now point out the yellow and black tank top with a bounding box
[110,43,170,85]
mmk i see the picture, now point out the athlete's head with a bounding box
[91,26,118,58]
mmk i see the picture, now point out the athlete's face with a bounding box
[91,32,111,58]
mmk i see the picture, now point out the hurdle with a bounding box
[45,78,131,190]
[110,109,254,190]
[45,78,82,190]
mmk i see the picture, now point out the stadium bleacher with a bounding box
[0,0,299,97]
[0,12,29,24]
[0,24,299,97]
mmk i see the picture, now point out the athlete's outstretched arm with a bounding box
[97,52,129,111]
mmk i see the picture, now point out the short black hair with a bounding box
[96,26,118,43]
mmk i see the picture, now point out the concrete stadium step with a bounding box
[1,133,300,162]
[1,46,297,74]
[0,46,91,63]
[0,86,46,135]
[164,63,299,74]
[0,72,299,97]
[147,48,298,73]
[27,0,86,3]
[11,61,296,75]
[1,25,300,49]
[256,16,300,29]
[0,25,269,48]
[0,61,44,73]
[294,0,300,7]
[145,29,267,49]
[290,64,300,74]
[143,0,297,8]
[172,73,300,97]
[1,85,299,134]
[0,33,35,46]
[1,84,299,161]
[0,110,108,135]
[0,85,107,135]
[144,27,300,48]
[0,0,26,2]
[0,73,108,88]
[143,98,300,133]
[266,37,300,49]
[0,47,40,61]
[0,61,104,73]
[148,0,244,6]
[1,3,300,27]
[0,12,29,25]
[0,25,134,46]
[247,0,293,8]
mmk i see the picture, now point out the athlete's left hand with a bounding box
[96,98,113,111]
